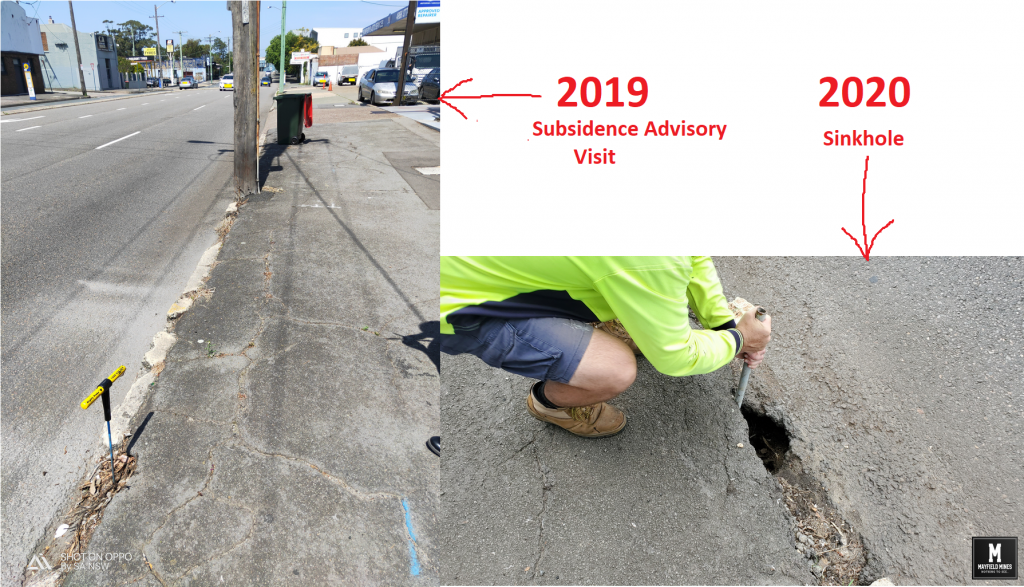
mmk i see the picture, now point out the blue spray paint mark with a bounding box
[401,499,421,576]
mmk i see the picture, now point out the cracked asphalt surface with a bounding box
[48,104,441,585]
[441,256,1022,585]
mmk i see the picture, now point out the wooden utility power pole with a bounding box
[68,1,88,96]
[230,0,259,199]
[395,1,417,106]
[150,5,166,87]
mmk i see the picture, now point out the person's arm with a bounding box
[685,256,736,330]
[591,265,737,377]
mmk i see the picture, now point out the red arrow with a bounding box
[439,78,542,120]
[841,155,894,261]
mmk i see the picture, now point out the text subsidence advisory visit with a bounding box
[533,119,728,165]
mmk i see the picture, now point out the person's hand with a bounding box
[736,307,771,365]
[741,348,767,369]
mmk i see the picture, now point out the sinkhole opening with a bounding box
[741,405,791,474]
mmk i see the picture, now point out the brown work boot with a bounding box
[526,382,626,438]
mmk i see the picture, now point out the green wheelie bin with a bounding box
[273,93,311,145]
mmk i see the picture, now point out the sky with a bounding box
[22,0,408,55]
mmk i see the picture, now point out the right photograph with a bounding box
[438,256,1022,585]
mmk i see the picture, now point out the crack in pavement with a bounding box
[528,442,553,582]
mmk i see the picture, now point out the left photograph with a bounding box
[1,2,441,585]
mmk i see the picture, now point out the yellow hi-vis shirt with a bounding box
[440,256,739,377]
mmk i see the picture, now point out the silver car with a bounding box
[357,68,419,105]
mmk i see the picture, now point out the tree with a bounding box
[211,38,229,70]
[117,56,143,75]
[348,38,369,47]
[114,20,155,57]
[181,38,211,59]
[264,32,319,76]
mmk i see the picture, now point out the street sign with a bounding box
[290,51,313,65]
[166,40,173,53]
[416,0,440,24]
[22,63,36,101]
[144,47,157,56]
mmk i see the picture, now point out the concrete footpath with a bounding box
[44,93,440,585]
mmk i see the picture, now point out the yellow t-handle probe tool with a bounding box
[82,366,126,484]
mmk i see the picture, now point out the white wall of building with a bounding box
[313,27,403,59]
[312,27,363,47]
[1,1,44,54]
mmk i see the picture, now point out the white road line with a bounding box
[79,115,93,118]
[15,126,41,132]
[1,115,44,123]
[194,105,206,110]
[117,108,127,110]
[142,103,149,105]
[415,166,441,175]
[95,131,141,150]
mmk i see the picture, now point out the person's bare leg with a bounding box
[542,328,637,407]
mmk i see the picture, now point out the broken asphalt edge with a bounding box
[97,107,274,457]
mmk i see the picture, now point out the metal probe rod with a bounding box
[735,307,767,406]
[82,366,126,486]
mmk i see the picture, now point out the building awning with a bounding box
[362,1,439,37]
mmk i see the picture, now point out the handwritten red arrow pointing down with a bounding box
[439,78,542,120]
[841,155,895,261]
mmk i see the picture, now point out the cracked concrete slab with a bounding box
[63,412,231,586]
[239,317,438,498]
[147,355,251,425]
[146,497,253,580]
[169,258,269,360]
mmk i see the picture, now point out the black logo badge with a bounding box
[973,537,1017,580]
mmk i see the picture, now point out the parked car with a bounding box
[357,68,419,105]
[162,78,172,87]
[338,65,359,86]
[420,70,441,103]
[260,75,272,87]
[220,74,234,91]
[179,76,199,89]
[313,72,330,87]
[147,77,158,87]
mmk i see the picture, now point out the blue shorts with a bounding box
[440,316,594,383]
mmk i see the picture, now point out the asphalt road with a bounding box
[442,257,1022,585]
[714,257,1023,585]
[1,84,276,586]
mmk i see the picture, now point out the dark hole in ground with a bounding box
[741,405,790,473]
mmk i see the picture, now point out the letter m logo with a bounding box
[989,543,1002,563]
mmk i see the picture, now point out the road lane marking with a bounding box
[415,167,441,175]
[15,126,41,132]
[79,115,93,118]
[117,108,126,110]
[142,103,149,105]
[95,131,141,150]
[1,116,44,123]
[193,105,206,110]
